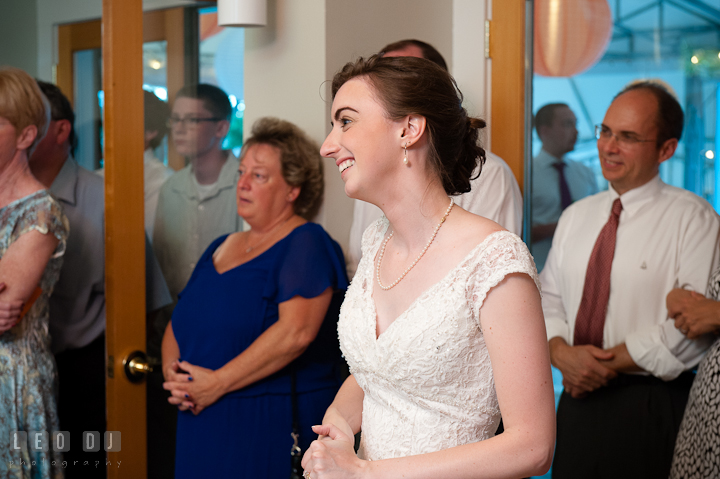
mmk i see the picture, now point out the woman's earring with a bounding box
[403,143,409,165]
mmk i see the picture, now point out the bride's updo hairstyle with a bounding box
[330,55,486,196]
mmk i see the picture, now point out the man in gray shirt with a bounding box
[28,81,170,478]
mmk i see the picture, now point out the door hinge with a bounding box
[485,19,491,59]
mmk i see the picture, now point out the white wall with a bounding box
[319,1,457,254]
[243,0,340,240]
[452,0,490,125]
[36,0,102,81]
[246,0,492,255]
[35,0,211,81]
[244,0,327,143]
[0,0,38,76]
[325,0,453,74]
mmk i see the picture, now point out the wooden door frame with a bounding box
[53,3,205,477]
[489,1,527,191]
[102,1,146,476]
[56,7,195,171]
[489,0,533,240]
[57,19,101,107]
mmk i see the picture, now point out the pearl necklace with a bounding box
[376,198,454,291]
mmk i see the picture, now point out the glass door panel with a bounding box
[54,6,210,477]
[527,3,720,478]
[529,0,720,268]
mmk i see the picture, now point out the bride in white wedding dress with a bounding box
[301,55,555,479]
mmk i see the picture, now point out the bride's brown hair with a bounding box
[330,55,486,196]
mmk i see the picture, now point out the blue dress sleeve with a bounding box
[267,223,349,303]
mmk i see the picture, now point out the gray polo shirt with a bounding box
[48,157,105,353]
[49,157,172,354]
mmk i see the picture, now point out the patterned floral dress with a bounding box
[0,190,69,479]
[670,266,720,479]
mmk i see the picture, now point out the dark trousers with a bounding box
[147,307,177,479]
[55,333,107,479]
[552,372,694,479]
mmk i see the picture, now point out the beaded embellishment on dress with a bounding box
[339,216,539,461]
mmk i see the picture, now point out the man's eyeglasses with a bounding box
[595,124,656,147]
[167,117,223,128]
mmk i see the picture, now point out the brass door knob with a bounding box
[123,350,153,383]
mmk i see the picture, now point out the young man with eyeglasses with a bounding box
[153,84,243,305]
[531,103,597,271]
[541,82,720,479]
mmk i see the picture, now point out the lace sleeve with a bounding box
[467,232,540,327]
[360,216,389,258]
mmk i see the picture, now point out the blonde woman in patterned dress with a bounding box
[0,67,69,478]
[301,56,555,478]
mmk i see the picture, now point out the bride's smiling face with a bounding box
[320,77,404,199]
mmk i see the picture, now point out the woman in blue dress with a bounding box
[162,117,348,478]
[0,67,69,479]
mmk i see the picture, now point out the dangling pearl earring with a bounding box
[403,143,409,165]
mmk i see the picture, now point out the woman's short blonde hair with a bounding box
[0,67,50,154]
[241,117,324,220]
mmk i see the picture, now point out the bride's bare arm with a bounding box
[321,375,364,439]
[303,273,556,479]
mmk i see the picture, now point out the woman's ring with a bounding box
[303,472,311,479]
[680,328,688,334]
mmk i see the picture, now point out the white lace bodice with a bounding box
[338,217,539,461]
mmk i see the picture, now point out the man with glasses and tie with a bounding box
[153,84,243,306]
[541,82,720,479]
[531,103,597,271]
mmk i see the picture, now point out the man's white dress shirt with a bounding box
[541,176,720,380]
[532,148,597,271]
[347,152,522,277]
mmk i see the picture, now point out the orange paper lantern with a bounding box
[200,12,225,42]
[534,0,613,77]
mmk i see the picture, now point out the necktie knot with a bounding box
[611,198,623,218]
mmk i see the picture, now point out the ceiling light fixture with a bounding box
[217,0,266,27]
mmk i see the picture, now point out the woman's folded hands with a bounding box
[163,359,226,415]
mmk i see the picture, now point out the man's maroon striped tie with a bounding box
[573,198,623,348]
